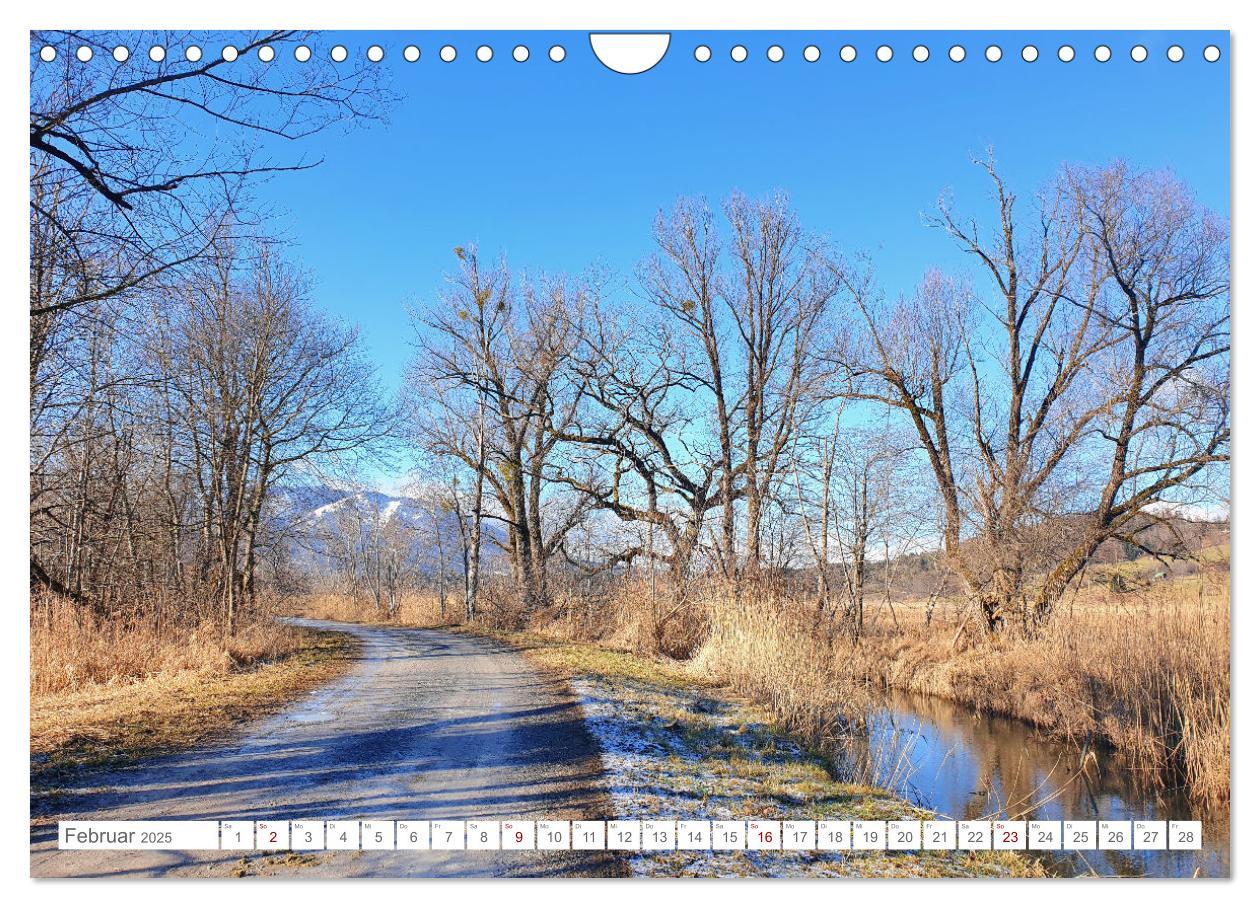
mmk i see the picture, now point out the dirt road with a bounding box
[30,619,622,878]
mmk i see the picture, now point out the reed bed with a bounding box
[687,574,1230,805]
[690,594,864,743]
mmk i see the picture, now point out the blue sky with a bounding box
[250,29,1229,411]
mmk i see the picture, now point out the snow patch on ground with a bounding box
[572,672,1034,878]
[575,676,799,877]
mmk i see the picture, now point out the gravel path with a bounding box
[30,619,622,878]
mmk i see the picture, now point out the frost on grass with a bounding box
[573,672,1038,878]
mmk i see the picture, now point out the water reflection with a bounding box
[838,690,1228,878]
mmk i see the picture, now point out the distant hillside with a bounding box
[269,484,502,577]
[819,513,1230,600]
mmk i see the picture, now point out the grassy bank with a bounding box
[31,599,357,787]
[473,628,1042,878]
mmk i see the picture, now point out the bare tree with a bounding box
[165,243,390,631]
[789,410,843,613]
[789,406,921,640]
[408,479,472,622]
[829,427,921,639]
[566,194,838,589]
[407,248,590,613]
[635,199,740,577]
[443,470,483,621]
[561,301,727,589]
[29,31,391,623]
[722,194,839,574]
[316,489,420,619]
[837,158,1228,631]
[31,235,390,634]
[1030,163,1229,620]
[29,30,389,317]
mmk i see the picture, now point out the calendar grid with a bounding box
[57,819,1203,853]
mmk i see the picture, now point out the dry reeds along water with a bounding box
[683,571,1230,807]
[292,556,1232,808]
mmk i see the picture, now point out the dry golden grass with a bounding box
[689,570,1230,806]
[31,596,319,696]
[30,596,358,781]
[691,594,862,742]
[298,591,450,627]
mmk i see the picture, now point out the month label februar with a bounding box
[59,821,220,851]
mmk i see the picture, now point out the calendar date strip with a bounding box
[58,819,1202,852]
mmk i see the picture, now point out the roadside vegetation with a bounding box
[306,541,1230,810]
[30,593,356,787]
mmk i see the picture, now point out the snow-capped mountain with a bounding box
[269,483,479,575]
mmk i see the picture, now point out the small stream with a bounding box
[837,690,1229,878]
